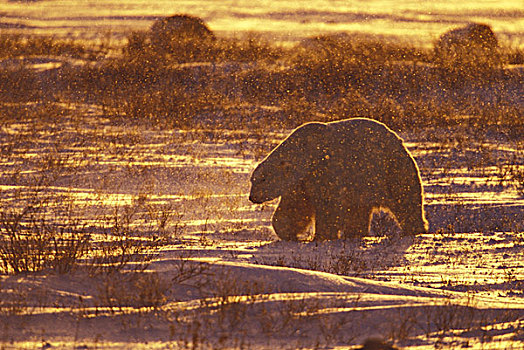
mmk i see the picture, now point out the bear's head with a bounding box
[249,122,328,204]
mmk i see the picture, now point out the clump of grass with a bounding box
[0,34,107,60]
[0,142,178,277]
[86,196,183,275]
[0,64,42,102]
[0,204,91,274]
[509,164,524,196]
[0,159,90,274]
[501,43,524,65]
[95,271,170,314]
[0,28,511,131]
[495,145,524,196]
[124,28,281,65]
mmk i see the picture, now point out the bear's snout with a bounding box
[249,188,275,204]
[249,192,264,204]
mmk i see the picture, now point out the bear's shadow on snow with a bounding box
[250,235,415,273]
[249,200,523,273]
[249,209,416,272]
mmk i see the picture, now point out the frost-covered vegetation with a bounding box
[0,24,523,349]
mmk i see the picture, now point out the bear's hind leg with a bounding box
[313,219,341,241]
[272,193,314,241]
[341,205,372,239]
[313,205,371,241]
[389,201,428,235]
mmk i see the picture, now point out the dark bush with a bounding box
[148,14,216,62]
[434,23,503,82]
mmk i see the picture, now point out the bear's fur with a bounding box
[249,118,428,241]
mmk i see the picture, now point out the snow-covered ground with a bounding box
[0,1,523,347]
[0,108,522,349]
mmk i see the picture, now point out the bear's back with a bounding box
[322,118,407,203]
[327,118,403,155]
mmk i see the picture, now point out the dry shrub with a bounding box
[0,171,90,276]
[48,28,520,130]
[198,270,268,332]
[0,64,42,102]
[124,24,280,65]
[0,193,171,275]
[66,52,229,128]
[285,34,427,95]
[0,34,94,59]
[501,43,524,65]
[0,198,90,274]
[235,35,371,106]
[0,151,90,274]
[87,202,161,275]
[118,83,225,128]
[218,35,282,62]
[95,271,170,313]
[0,129,175,276]
[3,29,521,132]
[386,295,521,346]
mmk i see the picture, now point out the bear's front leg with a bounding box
[313,220,340,241]
[312,205,345,241]
[272,192,314,241]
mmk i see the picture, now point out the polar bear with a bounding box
[249,118,428,241]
